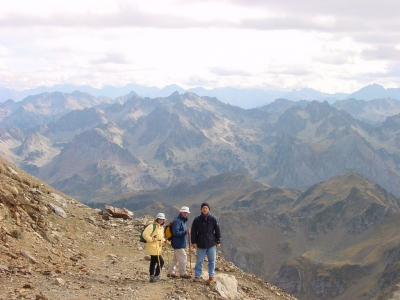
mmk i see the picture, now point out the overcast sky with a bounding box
[0,0,399,93]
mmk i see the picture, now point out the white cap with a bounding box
[179,206,190,213]
[156,213,165,220]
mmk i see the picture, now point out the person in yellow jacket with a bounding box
[143,212,166,282]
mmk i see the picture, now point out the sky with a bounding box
[0,0,399,94]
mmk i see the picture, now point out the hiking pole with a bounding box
[166,243,170,266]
[156,238,161,272]
[188,232,192,275]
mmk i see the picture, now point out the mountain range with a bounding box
[2,84,400,299]
[2,142,400,299]
[1,91,400,204]
[1,83,400,109]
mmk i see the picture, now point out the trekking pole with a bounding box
[156,238,161,270]
[166,243,170,266]
[188,232,192,275]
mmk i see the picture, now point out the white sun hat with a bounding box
[156,213,165,220]
[179,206,190,213]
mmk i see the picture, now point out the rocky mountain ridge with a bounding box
[1,92,400,203]
[2,83,399,108]
[0,83,346,108]
[332,97,400,124]
[0,91,108,129]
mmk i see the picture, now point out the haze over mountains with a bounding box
[2,83,400,109]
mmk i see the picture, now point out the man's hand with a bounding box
[192,243,197,249]
[186,228,191,234]
[216,243,221,249]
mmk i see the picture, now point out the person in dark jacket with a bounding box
[167,206,192,279]
[191,202,221,284]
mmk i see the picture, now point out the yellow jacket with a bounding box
[143,222,164,256]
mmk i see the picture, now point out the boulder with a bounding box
[104,205,133,219]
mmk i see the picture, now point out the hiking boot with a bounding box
[149,275,155,283]
[167,273,179,278]
[207,277,215,285]
[180,274,192,279]
[154,275,161,282]
[193,277,201,282]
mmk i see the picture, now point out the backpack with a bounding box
[164,220,173,241]
[139,223,156,243]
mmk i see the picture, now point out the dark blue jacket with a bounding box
[191,213,221,249]
[171,213,188,249]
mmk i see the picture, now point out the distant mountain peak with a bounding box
[347,83,400,101]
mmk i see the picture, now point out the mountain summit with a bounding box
[0,157,296,300]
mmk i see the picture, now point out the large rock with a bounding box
[105,205,133,219]
[213,274,239,299]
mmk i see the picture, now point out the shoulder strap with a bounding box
[151,223,156,234]
[172,218,183,229]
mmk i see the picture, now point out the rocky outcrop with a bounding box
[273,264,303,296]
[104,204,133,219]
[274,259,370,298]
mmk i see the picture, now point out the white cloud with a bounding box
[361,46,400,61]
[0,0,399,94]
[0,44,12,56]
[90,53,132,65]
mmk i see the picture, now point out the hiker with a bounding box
[142,212,166,283]
[191,202,221,284]
[167,206,192,279]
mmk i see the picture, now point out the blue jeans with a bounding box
[194,246,216,278]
